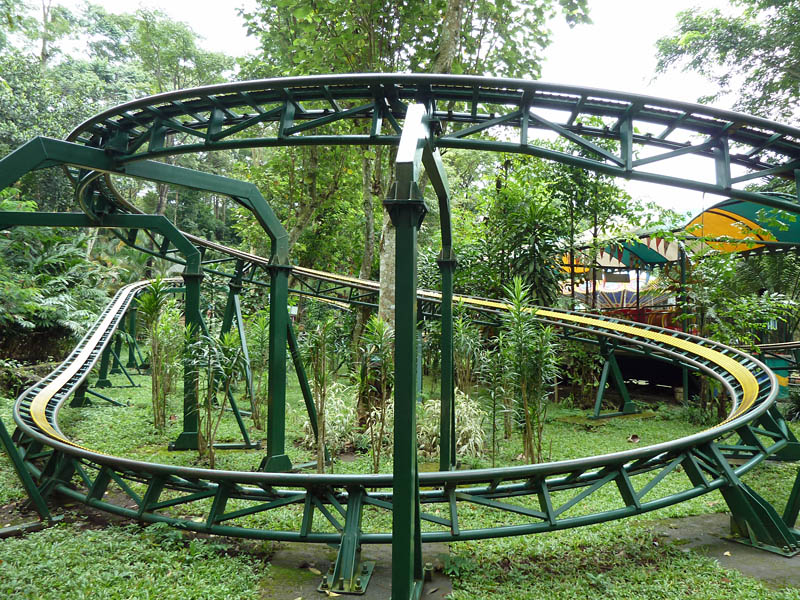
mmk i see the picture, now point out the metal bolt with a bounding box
[355,577,362,591]
[321,579,328,589]
[361,564,369,574]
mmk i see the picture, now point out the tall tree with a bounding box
[239,0,590,341]
[655,0,800,120]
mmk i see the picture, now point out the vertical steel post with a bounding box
[679,243,689,403]
[109,333,124,374]
[388,193,425,600]
[438,255,456,471]
[387,102,431,600]
[126,307,138,368]
[260,264,292,472]
[170,269,202,450]
[95,345,113,388]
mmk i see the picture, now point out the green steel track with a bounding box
[4,74,800,597]
[8,265,795,544]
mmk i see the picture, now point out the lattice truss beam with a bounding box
[66,75,800,211]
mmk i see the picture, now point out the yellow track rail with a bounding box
[24,272,760,457]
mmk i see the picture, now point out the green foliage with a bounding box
[245,309,270,430]
[785,386,800,422]
[301,381,365,456]
[478,331,512,465]
[136,278,181,431]
[453,310,481,395]
[300,314,337,472]
[451,153,633,305]
[0,190,112,340]
[360,315,394,473]
[417,389,487,459]
[666,252,799,350]
[559,340,603,409]
[502,277,559,463]
[239,0,588,79]
[187,330,249,468]
[656,0,800,119]
[0,523,263,600]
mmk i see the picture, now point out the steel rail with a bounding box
[10,262,783,543]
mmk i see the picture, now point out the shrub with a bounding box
[302,382,366,456]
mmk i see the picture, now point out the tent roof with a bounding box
[565,197,800,271]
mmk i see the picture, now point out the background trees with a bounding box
[655,0,800,120]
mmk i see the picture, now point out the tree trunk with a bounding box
[379,210,396,327]
[432,0,464,73]
[352,152,377,359]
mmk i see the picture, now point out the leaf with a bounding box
[308,567,322,575]
[627,434,640,443]
[292,5,313,20]
[723,551,731,556]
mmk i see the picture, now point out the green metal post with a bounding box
[170,269,203,450]
[217,262,256,449]
[126,308,138,369]
[320,486,375,594]
[95,345,113,388]
[70,380,90,408]
[386,102,432,600]
[259,264,292,472]
[591,339,637,418]
[679,244,689,403]
[109,333,124,375]
[438,256,456,471]
[388,192,425,599]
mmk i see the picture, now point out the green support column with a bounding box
[70,380,90,408]
[109,333,124,375]
[95,345,113,388]
[126,307,138,368]
[387,191,426,600]
[386,102,432,600]
[679,244,689,403]
[217,261,257,449]
[438,255,456,471]
[591,339,637,419]
[170,269,203,450]
[259,264,292,472]
[0,421,54,522]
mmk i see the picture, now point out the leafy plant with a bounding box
[502,276,559,464]
[559,340,604,409]
[187,330,248,468]
[478,333,512,466]
[417,389,487,459]
[136,278,181,431]
[301,314,337,473]
[302,382,365,457]
[453,310,481,396]
[360,315,394,473]
[245,309,270,430]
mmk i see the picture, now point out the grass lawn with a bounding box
[2,369,800,599]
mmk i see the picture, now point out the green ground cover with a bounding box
[2,369,800,599]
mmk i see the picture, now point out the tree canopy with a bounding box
[655,0,800,119]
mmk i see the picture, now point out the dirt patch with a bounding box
[260,541,452,599]
[653,512,800,589]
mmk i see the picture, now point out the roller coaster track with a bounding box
[8,253,799,550]
[5,74,800,596]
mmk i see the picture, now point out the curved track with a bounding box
[10,260,791,545]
